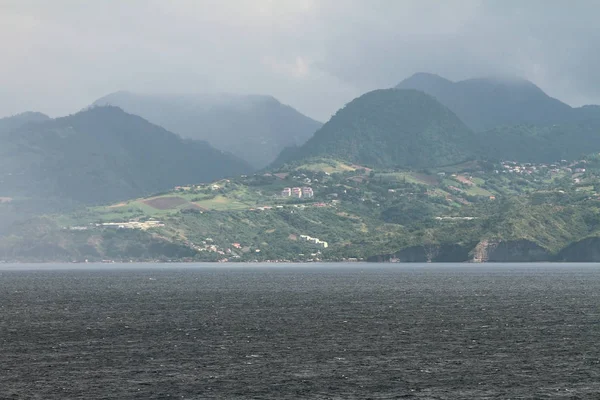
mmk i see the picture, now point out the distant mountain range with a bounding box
[276,74,600,168]
[396,72,598,131]
[0,106,251,205]
[4,72,600,209]
[93,91,322,168]
[7,75,600,262]
[0,112,50,133]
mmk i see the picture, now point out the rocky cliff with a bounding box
[470,239,552,262]
[369,243,473,263]
[372,239,553,263]
[557,237,600,262]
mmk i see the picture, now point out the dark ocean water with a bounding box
[1,263,600,399]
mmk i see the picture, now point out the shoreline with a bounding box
[2,260,600,267]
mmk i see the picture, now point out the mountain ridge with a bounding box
[0,111,51,133]
[396,73,586,131]
[273,89,475,169]
[0,106,252,205]
[92,91,322,168]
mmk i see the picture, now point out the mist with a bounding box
[1,0,599,121]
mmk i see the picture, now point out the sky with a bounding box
[1,0,599,121]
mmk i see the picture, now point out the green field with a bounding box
[375,172,438,185]
[192,195,251,211]
[295,160,358,173]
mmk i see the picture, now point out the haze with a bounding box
[1,0,599,121]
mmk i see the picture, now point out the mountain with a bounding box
[396,73,578,131]
[275,89,475,168]
[0,106,252,205]
[92,91,322,168]
[476,123,600,162]
[397,73,600,162]
[0,111,50,133]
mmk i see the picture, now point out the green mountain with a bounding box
[476,123,600,162]
[0,106,252,206]
[93,91,322,169]
[397,73,600,163]
[275,89,475,169]
[396,73,577,131]
[0,111,50,133]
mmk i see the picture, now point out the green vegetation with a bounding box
[293,160,357,174]
[279,81,600,168]
[0,106,252,206]
[396,73,600,164]
[0,217,197,262]
[396,73,586,131]
[276,89,475,169]
[0,111,50,133]
[477,124,600,163]
[6,74,600,262]
[6,155,600,262]
[93,92,322,168]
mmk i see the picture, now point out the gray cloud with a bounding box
[1,0,599,121]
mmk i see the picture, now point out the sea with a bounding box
[1,263,599,399]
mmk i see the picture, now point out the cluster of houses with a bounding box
[174,180,231,192]
[299,234,328,248]
[67,220,164,231]
[281,187,314,198]
[499,160,587,176]
[99,220,165,230]
[189,238,246,258]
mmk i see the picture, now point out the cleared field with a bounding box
[454,175,474,185]
[192,195,250,211]
[411,172,439,185]
[296,160,357,174]
[81,200,177,222]
[376,172,438,186]
[464,186,493,197]
[108,202,127,208]
[427,188,451,197]
[180,203,207,211]
[575,185,595,192]
[143,196,189,210]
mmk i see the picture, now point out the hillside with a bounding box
[0,111,50,133]
[397,73,600,163]
[276,89,475,169]
[476,123,600,162]
[0,106,252,206]
[4,154,600,262]
[93,91,322,168]
[396,73,592,131]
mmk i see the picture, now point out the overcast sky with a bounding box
[1,0,599,121]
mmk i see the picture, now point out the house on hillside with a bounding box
[302,187,314,198]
